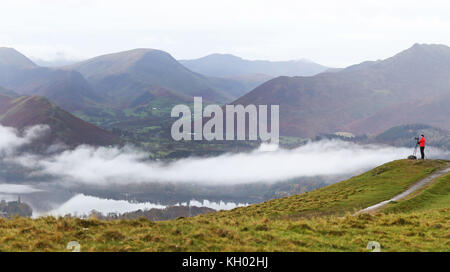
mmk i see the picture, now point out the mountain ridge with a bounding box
[230,43,450,137]
[0,95,119,147]
[180,53,330,78]
[0,47,36,69]
[0,49,100,111]
[67,48,237,104]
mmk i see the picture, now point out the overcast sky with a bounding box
[1,0,449,67]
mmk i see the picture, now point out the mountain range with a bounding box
[230,43,450,137]
[0,47,270,132]
[0,47,275,114]
[1,44,450,145]
[179,53,329,77]
[0,47,101,112]
[66,49,238,106]
[180,54,329,93]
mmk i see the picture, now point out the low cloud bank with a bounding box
[38,194,166,217]
[1,124,447,186]
[0,125,48,156]
[0,184,42,194]
[36,194,248,217]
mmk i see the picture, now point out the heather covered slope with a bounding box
[1,160,449,252]
[0,95,119,146]
[231,44,450,137]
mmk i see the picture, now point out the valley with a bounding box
[1,43,450,253]
[3,44,450,157]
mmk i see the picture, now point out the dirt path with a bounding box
[357,165,450,214]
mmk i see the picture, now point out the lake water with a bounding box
[0,183,248,217]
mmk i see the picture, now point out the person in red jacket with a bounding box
[418,134,426,159]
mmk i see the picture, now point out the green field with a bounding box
[0,159,449,252]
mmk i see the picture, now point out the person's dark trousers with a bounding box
[420,146,425,159]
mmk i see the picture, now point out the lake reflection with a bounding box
[36,194,248,217]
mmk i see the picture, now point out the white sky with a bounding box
[1,0,449,67]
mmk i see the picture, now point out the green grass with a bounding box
[237,159,447,218]
[384,172,450,213]
[1,209,448,252]
[0,159,449,252]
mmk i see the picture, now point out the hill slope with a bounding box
[231,43,450,137]
[0,86,18,97]
[0,95,119,147]
[0,47,36,69]
[375,124,450,150]
[1,159,449,252]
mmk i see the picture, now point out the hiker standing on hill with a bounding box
[418,134,426,160]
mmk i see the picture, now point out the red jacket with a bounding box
[418,137,426,147]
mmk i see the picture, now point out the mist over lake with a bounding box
[1,123,448,217]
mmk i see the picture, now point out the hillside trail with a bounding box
[356,163,450,214]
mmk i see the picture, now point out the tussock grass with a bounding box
[0,209,448,252]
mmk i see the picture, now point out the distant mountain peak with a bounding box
[0,47,36,68]
[198,53,244,60]
[91,48,169,60]
[180,53,329,77]
[410,42,446,48]
[394,43,450,58]
[67,48,176,78]
[67,48,237,104]
[342,43,450,75]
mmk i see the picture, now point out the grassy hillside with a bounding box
[235,159,447,218]
[384,171,450,213]
[0,160,449,252]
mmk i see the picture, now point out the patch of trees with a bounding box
[0,198,33,218]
